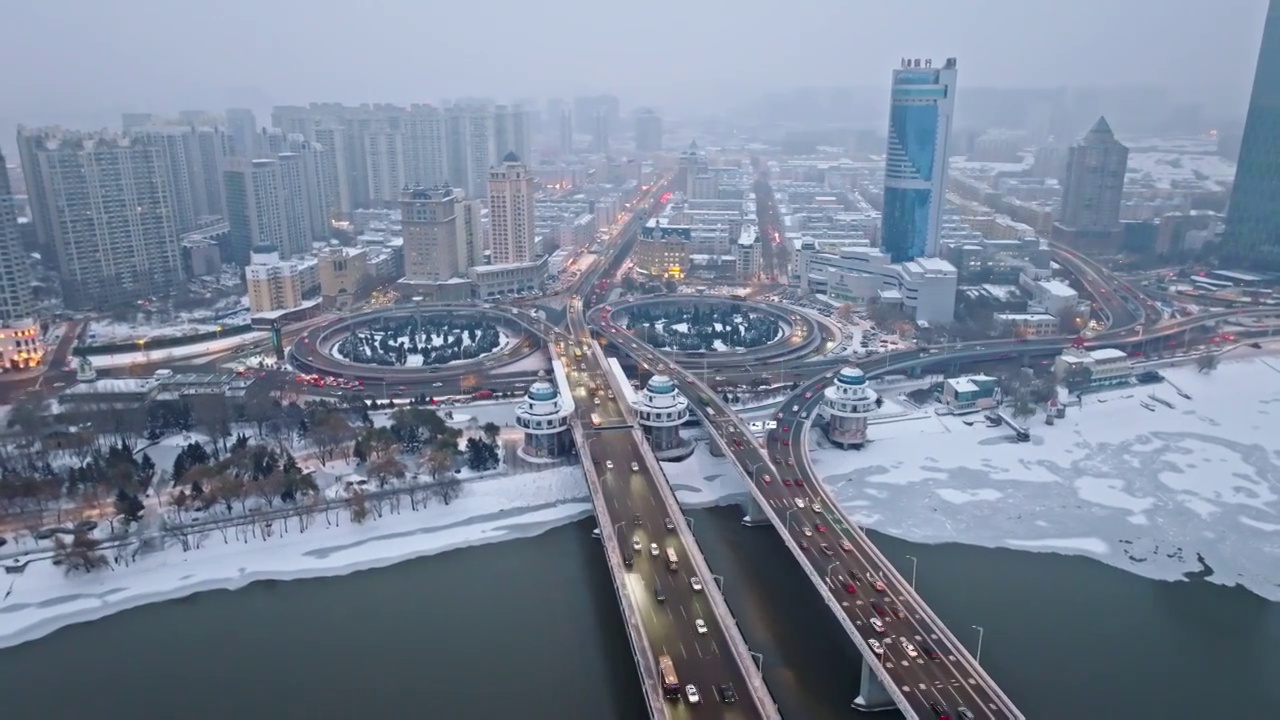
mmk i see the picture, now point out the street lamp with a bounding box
[905,554,918,589]
[972,625,985,664]
[711,573,724,592]
[826,561,839,579]
[748,651,763,673]
[683,515,694,530]
[785,507,797,530]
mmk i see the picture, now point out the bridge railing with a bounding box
[589,338,780,719]
[571,420,669,720]
[804,376,1028,717]
[688,405,918,720]
[627,425,782,720]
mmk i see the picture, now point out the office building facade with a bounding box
[635,109,663,153]
[880,58,958,263]
[1053,116,1129,254]
[488,153,537,264]
[1222,0,1280,269]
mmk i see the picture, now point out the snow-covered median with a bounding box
[0,467,589,650]
[812,358,1280,600]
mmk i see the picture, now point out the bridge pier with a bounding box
[851,655,898,712]
[740,494,771,526]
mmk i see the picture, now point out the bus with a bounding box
[573,347,583,360]
[657,655,681,699]
[665,547,679,571]
[590,413,602,427]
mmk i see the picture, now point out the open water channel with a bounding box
[0,507,1276,719]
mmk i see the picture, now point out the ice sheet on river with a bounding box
[811,360,1280,600]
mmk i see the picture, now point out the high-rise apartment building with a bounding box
[17,127,183,309]
[574,94,621,143]
[493,105,531,163]
[592,111,610,154]
[488,152,537,264]
[558,109,574,154]
[446,106,494,200]
[635,109,663,153]
[1222,0,1280,269]
[225,108,259,158]
[223,158,291,264]
[402,105,449,188]
[880,58,958,263]
[311,126,352,215]
[1053,116,1129,253]
[129,126,202,234]
[193,126,232,218]
[276,152,314,257]
[0,148,41,371]
[364,127,405,206]
[293,139,340,239]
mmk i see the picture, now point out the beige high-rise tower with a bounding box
[487,152,536,264]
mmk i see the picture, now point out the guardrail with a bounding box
[798,419,1025,718]
[589,318,781,719]
[627,425,782,719]
[693,407,918,719]
[571,420,669,720]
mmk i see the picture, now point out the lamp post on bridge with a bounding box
[905,554,918,589]
[711,573,724,592]
[972,625,985,665]
[825,561,839,580]
[748,650,764,673]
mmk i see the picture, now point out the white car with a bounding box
[695,619,708,634]
[431,382,443,387]
[605,460,614,470]
[901,640,918,657]
[869,617,886,633]
[649,542,660,557]
[867,638,884,656]
[685,684,701,704]
[812,503,824,514]
[802,526,813,537]
[630,461,639,472]
[796,498,806,509]
[792,404,800,412]
[690,576,704,592]
[632,536,642,551]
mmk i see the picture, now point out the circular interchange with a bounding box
[599,295,822,365]
[291,303,537,381]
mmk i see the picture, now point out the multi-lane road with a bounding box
[560,306,768,718]
[766,375,1017,719]
[597,322,1024,719]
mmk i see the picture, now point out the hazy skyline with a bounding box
[0,0,1271,140]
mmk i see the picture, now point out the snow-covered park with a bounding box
[810,357,1280,600]
[330,325,515,368]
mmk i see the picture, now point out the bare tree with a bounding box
[52,531,110,574]
[310,412,354,465]
[349,489,371,524]
[1196,353,1220,374]
[367,456,407,489]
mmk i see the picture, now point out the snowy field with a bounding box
[330,328,515,368]
[0,467,589,650]
[810,358,1280,600]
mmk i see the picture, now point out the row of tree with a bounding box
[625,305,782,351]
[335,317,503,367]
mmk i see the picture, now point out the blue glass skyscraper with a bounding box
[880,58,958,263]
[1222,0,1280,269]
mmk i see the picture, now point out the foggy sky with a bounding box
[0,0,1271,138]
